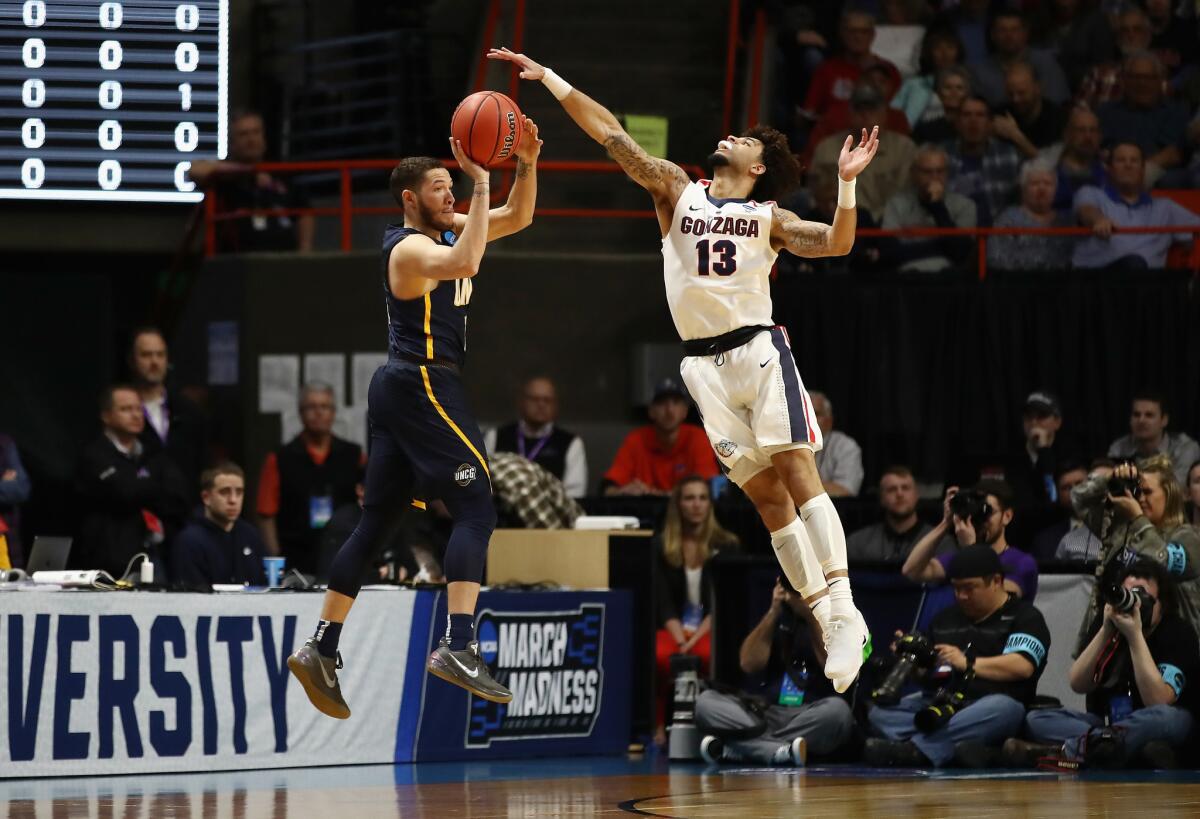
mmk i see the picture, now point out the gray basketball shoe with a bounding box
[287,639,351,719]
[428,637,513,703]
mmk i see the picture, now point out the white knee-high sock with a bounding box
[799,493,854,616]
[770,517,830,627]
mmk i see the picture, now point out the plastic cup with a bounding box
[264,556,286,588]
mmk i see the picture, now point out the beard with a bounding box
[708,152,730,168]
[416,198,453,230]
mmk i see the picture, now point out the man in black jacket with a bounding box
[256,383,363,576]
[129,327,209,495]
[75,385,189,579]
[172,463,267,587]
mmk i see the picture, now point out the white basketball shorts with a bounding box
[680,326,822,487]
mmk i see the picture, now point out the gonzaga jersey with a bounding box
[381,224,473,366]
[662,179,778,341]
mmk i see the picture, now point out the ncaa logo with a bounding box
[454,463,477,486]
[477,618,499,664]
[716,440,737,457]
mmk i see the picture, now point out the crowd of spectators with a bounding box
[773,2,1200,274]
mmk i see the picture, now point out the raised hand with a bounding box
[514,115,543,163]
[449,138,489,184]
[486,47,545,81]
[838,126,880,182]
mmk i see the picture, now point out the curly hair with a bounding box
[389,156,444,205]
[742,124,803,203]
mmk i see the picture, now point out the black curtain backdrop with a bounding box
[772,268,1200,487]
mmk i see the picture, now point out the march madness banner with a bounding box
[0,588,632,776]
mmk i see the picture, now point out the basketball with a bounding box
[450,91,523,166]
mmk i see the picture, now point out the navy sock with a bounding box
[447,613,475,651]
[314,619,343,659]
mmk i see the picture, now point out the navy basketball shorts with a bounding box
[362,361,491,507]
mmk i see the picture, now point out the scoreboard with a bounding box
[0,0,227,202]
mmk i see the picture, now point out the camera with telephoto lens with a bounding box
[1103,583,1154,619]
[1106,460,1143,500]
[949,489,992,528]
[914,648,976,733]
[870,631,938,705]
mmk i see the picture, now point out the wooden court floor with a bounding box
[4,759,1200,818]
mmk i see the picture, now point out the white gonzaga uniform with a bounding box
[666,179,822,487]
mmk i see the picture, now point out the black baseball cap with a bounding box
[652,378,687,404]
[948,545,1004,581]
[1024,390,1061,417]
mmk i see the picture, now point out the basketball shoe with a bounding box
[428,637,513,703]
[288,639,351,719]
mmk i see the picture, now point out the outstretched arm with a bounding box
[772,127,879,258]
[488,48,689,213]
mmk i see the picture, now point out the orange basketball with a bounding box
[450,91,523,167]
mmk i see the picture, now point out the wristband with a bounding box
[837,176,856,210]
[541,68,573,101]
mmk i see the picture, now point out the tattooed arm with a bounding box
[487,48,688,232]
[771,205,856,258]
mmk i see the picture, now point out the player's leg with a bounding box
[413,365,511,703]
[289,412,414,719]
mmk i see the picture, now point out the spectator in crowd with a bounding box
[1071,455,1200,649]
[484,375,587,498]
[603,379,717,496]
[1026,461,1095,562]
[802,10,901,122]
[865,545,1051,768]
[1188,461,1200,528]
[1041,107,1106,211]
[804,80,910,171]
[994,61,1067,159]
[1011,390,1071,507]
[171,463,267,587]
[1143,0,1197,82]
[654,476,737,746]
[786,166,882,274]
[893,25,967,130]
[75,385,189,580]
[1012,560,1198,769]
[1097,52,1191,186]
[810,85,917,222]
[0,432,31,569]
[1078,5,1154,107]
[809,392,863,497]
[904,479,1038,601]
[942,95,1022,226]
[189,110,314,253]
[128,327,209,495]
[847,466,936,563]
[912,65,972,145]
[1034,0,1116,91]
[987,160,1074,272]
[882,144,977,273]
[1107,393,1200,487]
[1072,142,1200,272]
[696,575,855,766]
[257,382,364,576]
[968,10,1070,109]
[490,451,583,529]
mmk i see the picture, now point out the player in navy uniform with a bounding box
[289,119,543,717]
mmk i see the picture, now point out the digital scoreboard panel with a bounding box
[0,0,226,203]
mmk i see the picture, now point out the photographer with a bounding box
[694,576,855,767]
[1071,455,1200,651]
[1010,561,1198,768]
[903,478,1038,601]
[865,546,1051,767]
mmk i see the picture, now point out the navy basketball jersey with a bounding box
[381,224,472,365]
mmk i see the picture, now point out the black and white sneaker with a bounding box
[287,639,351,719]
[428,637,513,703]
[700,735,725,764]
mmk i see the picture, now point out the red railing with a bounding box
[744,7,767,129]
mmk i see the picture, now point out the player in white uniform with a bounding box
[490,48,879,690]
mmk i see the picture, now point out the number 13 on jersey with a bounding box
[697,239,737,276]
